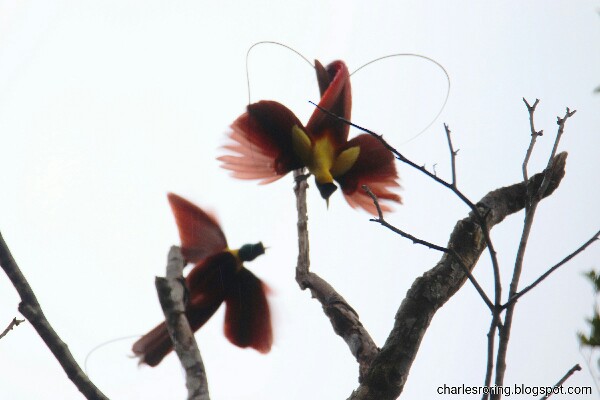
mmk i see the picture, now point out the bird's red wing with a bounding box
[185,252,238,305]
[335,134,401,215]
[218,100,304,183]
[132,253,238,367]
[223,267,272,353]
[306,60,352,146]
[185,253,252,337]
[167,193,228,263]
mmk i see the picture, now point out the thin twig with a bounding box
[522,98,543,204]
[363,185,494,311]
[537,108,576,201]
[310,101,503,317]
[444,123,503,391]
[0,230,109,400]
[349,152,567,400]
[309,102,473,204]
[504,229,600,309]
[155,246,209,400]
[0,317,24,340]
[314,101,508,390]
[539,364,581,400]
[363,185,449,253]
[493,107,576,395]
[293,170,378,381]
[444,123,458,186]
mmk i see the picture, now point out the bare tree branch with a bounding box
[348,152,567,400]
[293,169,379,382]
[444,123,458,186]
[504,229,600,308]
[362,185,449,254]
[362,185,494,312]
[540,364,581,400]
[0,230,109,400]
[310,101,503,322]
[494,107,576,393]
[482,315,501,400]
[537,108,576,201]
[522,98,543,202]
[483,99,543,399]
[155,246,209,400]
[0,317,24,340]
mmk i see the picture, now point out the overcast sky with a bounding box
[0,1,599,399]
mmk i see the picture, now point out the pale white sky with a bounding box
[0,1,599,399]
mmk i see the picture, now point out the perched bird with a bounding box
[132,193,272,366]
[218,59,401,214]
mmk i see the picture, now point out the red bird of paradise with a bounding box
[132,193,272,366]
[218,59,401,214]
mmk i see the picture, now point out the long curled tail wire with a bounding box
[244,42,451,147]
[84,334,143,376]
[351,53,451,144]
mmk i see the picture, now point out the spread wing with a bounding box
[218,100,304,184]
[132,252,236,366]
[223,267,272,353]
[167,193,228,263]
[335,134,401,215]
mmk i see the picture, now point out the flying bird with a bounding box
[132,193,272,366]
[218,59,401,214]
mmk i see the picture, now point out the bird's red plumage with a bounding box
[336,134,401,214]
[132,195,272,366]
[217,100,304,183]
[306,60,352,147]
[167,193,227,263]
[224,267,272,353]
[219,59,401,214]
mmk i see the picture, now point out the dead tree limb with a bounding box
[155,246,209,400]
[0,230,110,400]
[0,317,24,340]
[293,169,379,382]
[347,152,568,400]
[540,364,581,400]
[493,107,576,394]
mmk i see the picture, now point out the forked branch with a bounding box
[362,185,493,312]
[310,101,503,315]
[0,231,109,400]
[348,152,567,400]
[493,106,577,394]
